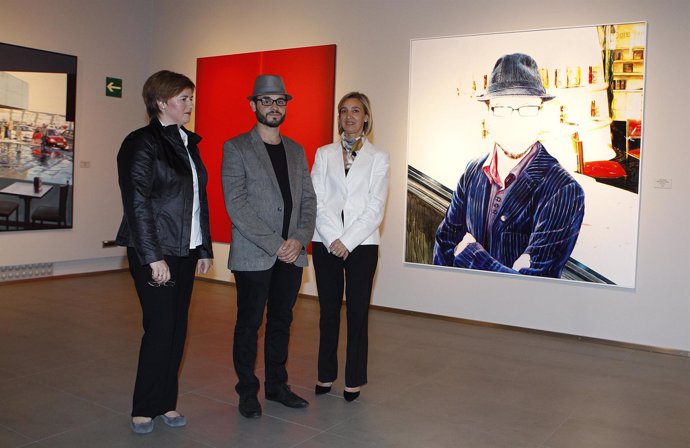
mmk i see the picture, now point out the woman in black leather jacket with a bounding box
[116,70,213,434]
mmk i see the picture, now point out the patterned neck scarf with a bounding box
[341,133,364,174]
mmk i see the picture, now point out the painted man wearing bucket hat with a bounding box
[221,75,316,417]
[433,53,585,278]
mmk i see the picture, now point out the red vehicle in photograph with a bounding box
[44,129,69,150]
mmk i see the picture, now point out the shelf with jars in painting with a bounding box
[611,46,644,160]
[522,63,615,175]
[604,22,646,165]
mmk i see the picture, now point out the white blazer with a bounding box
[311,138,390,251]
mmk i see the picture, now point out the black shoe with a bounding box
[266,385,309,408]
[238,395,262,418]
[315,384,331,395]
[344,390,360,402]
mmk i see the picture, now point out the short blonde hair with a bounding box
[337,92,373,136]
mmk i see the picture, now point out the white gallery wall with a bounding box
[1,0,689,352]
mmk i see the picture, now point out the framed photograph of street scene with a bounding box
[0,43,76,232]
[405,23,646,288]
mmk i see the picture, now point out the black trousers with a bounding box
[312,242,378,388]
[127,247,199,418]
[232,260,303,397]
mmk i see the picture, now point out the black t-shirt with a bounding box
[264,141,292,239]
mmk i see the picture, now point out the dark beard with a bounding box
[256,109,285,128]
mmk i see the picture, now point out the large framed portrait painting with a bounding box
[405,23,646,288]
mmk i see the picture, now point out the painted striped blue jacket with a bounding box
[433,143,585,278]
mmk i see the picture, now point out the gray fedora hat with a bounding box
[248,74,292,100]
[476,53,554,102]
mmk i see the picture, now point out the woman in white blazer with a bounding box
[311,92,389,402]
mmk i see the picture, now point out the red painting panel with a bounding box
[195,44,336,242]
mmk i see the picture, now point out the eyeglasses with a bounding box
[147,280,176,287]
[491,105,542,118]
[255,97,288,107]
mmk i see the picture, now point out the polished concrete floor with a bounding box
[1,271,690,447]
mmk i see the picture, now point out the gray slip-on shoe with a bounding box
[130,419,154,434]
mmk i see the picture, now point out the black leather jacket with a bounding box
[116,118,213,265]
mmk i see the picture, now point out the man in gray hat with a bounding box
[433,53,585,278]
[221,74,316,417]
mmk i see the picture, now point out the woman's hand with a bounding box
[149,259,170,283]
[329,239,350,260]
[196,258,213,274]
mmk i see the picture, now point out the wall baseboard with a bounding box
[364,303,689,358]
[3,267,684,358]
[195,277,689,358]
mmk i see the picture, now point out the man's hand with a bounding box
[329,239,349,260]
[454,232,477,256]
[277,238,302,263]
[512,253,531,270]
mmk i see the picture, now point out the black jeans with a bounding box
[312,242,378,388]
[128,247,199,417]
[232,260,303,398]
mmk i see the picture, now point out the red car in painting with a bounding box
[44,129,69,150]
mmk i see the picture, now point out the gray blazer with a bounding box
[221,127,316,271]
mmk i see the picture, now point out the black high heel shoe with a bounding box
[315,384,331,395]
[343,390,360,402]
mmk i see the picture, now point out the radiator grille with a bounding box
[0,263,54,282]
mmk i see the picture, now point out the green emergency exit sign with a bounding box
[106,77,122,98]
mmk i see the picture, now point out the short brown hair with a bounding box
[142,70,195,119]
[337,92,373,136]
